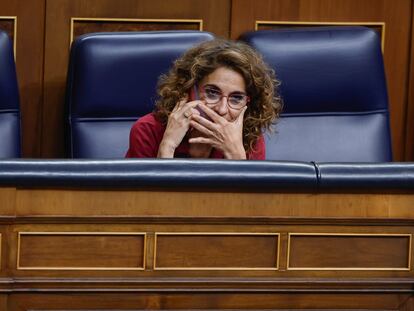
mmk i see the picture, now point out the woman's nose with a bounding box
[213,96,229,116]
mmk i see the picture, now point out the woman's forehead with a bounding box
[200,67,246,92]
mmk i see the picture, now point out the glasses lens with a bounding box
[202,87,220,103]
[201,86,248,109]
[228,94,247,109]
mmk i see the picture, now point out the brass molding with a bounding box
[287,232,411,271]
[70,17,203,45]
[0,16,17,58]
[255,21,385,53]
[154,232,280,271]
[17,231,147,271]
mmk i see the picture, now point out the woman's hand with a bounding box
[157,98,201,158]
[188,104,247,159]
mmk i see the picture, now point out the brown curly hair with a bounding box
[154,38,281,153]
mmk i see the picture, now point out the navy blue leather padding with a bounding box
[1,159,413,192]
[0,30,20,158]
[0,159,317,190]
[317,162,414,190]
[240,27,392,162]
[66,31,215,158]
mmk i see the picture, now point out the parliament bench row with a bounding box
[0,159,412,191]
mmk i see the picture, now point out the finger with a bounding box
[191,113,216,130]
[182,103,202,118]
[183,109,192,119]
[188,137,213,145]
[235,106,248,125]
[186,99,204,107]
[197,103,225,124]
[190,120,214,136]
[179,100,203,112]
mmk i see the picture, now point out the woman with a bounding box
[125,39,281,159]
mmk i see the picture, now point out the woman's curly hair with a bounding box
[154,39,281,153]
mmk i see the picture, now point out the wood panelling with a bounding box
[71,18,202,44]
[17,232,145,270]
[0,296,6,311]
[6,224,414,280]
[231,0,412,161]
[0,188,15,216]
[14,189,414,219]
[255,21,385,51]
[1,186,414,307]
[5,292,408,310]
[154,233,279,269]
[288,233,411,270]
[43,0,231,157]
[0,0,45,157]
[406,0,414,160]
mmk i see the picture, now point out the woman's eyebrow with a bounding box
[204,84,220,89]
[204,84,246,94]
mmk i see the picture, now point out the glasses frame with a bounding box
[198,85,250,110]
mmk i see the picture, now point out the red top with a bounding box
[125,113,265,159]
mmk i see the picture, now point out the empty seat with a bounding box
[0,30,21,158]
[240,26,392,162]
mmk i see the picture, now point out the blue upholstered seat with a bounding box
[0,30,21,158]
[240,27,392,162]
[66,31,215,158]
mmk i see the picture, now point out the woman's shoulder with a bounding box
[126,112,165,158]
[129,112,166,143]
[134,112,160,125]
[131,112,164,131]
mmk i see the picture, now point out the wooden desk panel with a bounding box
[0,187,414,310]
[5,292,410,310]
[12,188,414,218]
[17,232,146,270]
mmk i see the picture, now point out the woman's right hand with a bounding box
[157,97,201,158]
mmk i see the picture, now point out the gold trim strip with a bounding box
[0,16,17,59]
[287,233,411,271]
[17,232,147,271]
[154,232,280,271]
[70,17,203,45]
[255,21,385,53]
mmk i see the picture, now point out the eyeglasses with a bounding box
[199,85,249,110]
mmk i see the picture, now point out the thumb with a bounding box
[236,106,248,125]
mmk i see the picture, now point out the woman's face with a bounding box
[198,67,247,122]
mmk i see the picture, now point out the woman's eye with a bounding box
[230,94,244,102]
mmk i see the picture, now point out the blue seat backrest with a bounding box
[66,31,215,158]
[240,26,392,162]
[0,30,20,158]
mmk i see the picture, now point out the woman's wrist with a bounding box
[157,140,176,158]
[223,144,246,160]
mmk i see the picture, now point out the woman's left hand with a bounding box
[188,104,247,159]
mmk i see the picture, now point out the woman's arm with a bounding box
[157,98,201,158]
